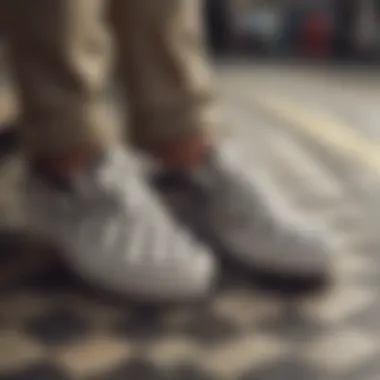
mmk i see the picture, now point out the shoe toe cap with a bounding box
[267,226,334,277]
[68,243,218,302]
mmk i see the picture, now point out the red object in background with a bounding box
[302,13,329,57]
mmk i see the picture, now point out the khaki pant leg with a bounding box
[109,0,219,151]
[6,0,113,157]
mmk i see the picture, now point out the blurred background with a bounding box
[204,0,380,62]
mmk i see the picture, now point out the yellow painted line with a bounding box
[250,93,380,176]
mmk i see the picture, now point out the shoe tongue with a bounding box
[72,149,139,200]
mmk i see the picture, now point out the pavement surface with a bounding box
[1,62,380,379]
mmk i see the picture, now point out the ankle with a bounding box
[29,144,103,182]
[152,136,213,171]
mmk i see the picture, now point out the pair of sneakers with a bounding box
[23,144,333,302]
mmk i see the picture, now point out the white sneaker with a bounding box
[22,149,217,302]
[155,146,334,287]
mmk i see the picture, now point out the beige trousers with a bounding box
[5,0,218,156]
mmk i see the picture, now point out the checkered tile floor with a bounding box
[1,110,380,380]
